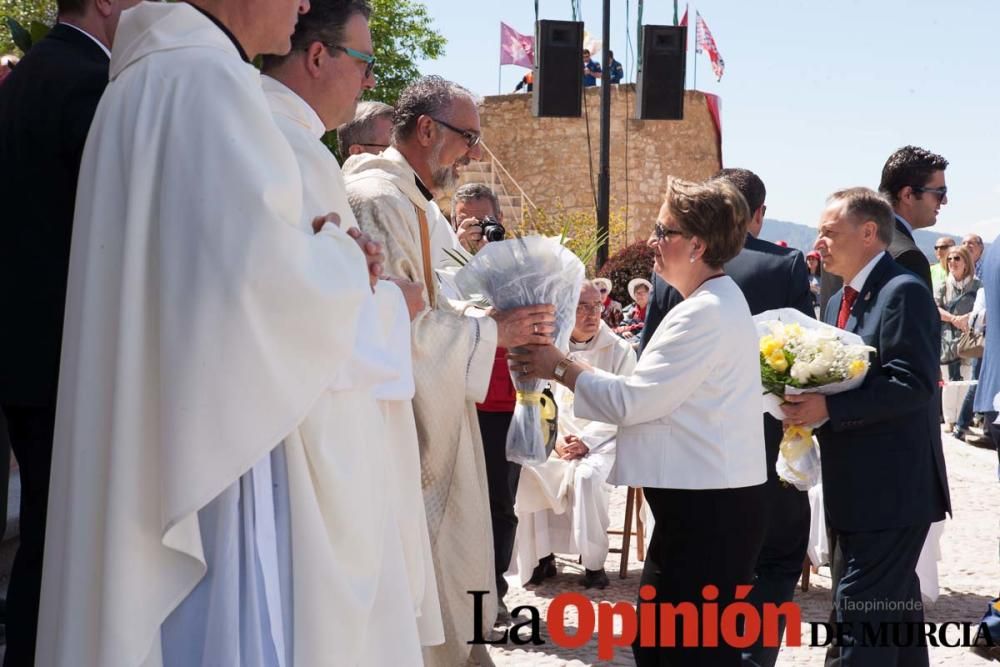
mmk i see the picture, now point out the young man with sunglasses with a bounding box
[820,145,949,312]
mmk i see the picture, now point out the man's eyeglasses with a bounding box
[912,185,948,201]
[654,222,686,240]
[577,303,604,314]
[934,244,954,251]
[429,117,481,149]
[324,44,376,79]
[358,143,389,150]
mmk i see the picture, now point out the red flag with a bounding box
[500,22,534,68]
[695,11,725,81]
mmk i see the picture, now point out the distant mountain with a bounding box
[759,218,960,263]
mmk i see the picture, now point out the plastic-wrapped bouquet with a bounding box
[753,308,875,489]
[455,236,585,465]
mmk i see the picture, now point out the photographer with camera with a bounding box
[452,182,506,253]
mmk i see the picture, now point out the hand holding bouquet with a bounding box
[754,308,875,489]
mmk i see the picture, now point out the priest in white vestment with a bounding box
[259,0,443,650]
[511,281,637,590]
[345,75,557,666]
[36,2,411,665]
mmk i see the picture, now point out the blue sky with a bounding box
[414,0,1000,241]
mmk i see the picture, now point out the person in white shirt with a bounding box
[512,281,637,591]
[511,176,767,666]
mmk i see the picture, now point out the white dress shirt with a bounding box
[572,275,766,490]
[61,22,111,58]
[847,250,886,293]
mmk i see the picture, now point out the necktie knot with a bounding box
[837,286,859,329]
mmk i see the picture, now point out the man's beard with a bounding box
[428,137,460,191]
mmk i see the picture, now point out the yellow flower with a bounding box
[848,359,867,378]
[785,323,804,338]
[760,335,782,357]
[767,349,788,372]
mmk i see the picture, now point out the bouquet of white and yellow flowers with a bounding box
[753,308,875,489]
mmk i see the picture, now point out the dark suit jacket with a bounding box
[818,254,950,532]
[640,235,814,480]
[819,217,932,314]
[0,24,110,405]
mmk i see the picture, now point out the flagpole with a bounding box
[693,20,698,92]
[498,63,501,95]
[596,0,611,269]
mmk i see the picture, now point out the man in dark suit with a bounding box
[640,169,813,666]
[819,145,948,311]
[784,188,950,667]
[0,0,135,662]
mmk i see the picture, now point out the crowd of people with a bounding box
[0,1,994,666]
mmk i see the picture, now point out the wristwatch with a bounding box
[553,357,574,382]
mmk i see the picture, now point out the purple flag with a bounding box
[500,22,534,68]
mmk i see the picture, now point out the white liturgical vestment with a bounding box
[344,148,500,667]
[36,4,401,666]
[263,75,444,649]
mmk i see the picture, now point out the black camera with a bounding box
[477,216,506,242]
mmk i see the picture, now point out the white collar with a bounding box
[260,75,326,139]
[894,213,913,236]
[847,251,886,293]
[61,21,111,58]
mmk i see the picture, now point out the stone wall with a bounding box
[474,84,722,242]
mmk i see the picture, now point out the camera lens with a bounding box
[480,216,506,242]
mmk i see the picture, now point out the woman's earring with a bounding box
[689,255,696,263]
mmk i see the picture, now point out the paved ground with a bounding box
[489,428,1000,666]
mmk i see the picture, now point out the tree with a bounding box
[1,0,55,55]
[366,0,445,106]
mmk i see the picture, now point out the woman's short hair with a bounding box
[664,176,749,269]
[947,244,974,278]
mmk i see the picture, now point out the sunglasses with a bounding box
[912,185,947,201]
[654,222,686,240]
[324,44,376,79]
[430,117,481,149]
[934,245,954,250]
[947,257,964,263]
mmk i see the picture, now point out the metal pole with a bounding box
[596,0,611,269]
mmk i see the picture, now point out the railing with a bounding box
[478,142,539,226]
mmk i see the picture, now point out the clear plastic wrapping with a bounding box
[455,236,585,464]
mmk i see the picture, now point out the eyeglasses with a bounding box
[934,244,954,250]
[654,222,686,240]
[429,117,481,148]
[912,185,948,201]
[358,143,389,150]
[577,303,604,314]
[324,44,376,79]
[947,257,964,263]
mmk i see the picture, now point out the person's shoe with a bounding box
[527,554,557,585]
[965,432,993,447]
[494,599,511,627]
[952,426,970,440]
[969,425,986,437]
[582,568,610,589]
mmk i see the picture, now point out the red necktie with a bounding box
[837,286,859,329]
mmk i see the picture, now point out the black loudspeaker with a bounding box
[532,20,583,118]
[636,25,686,120]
